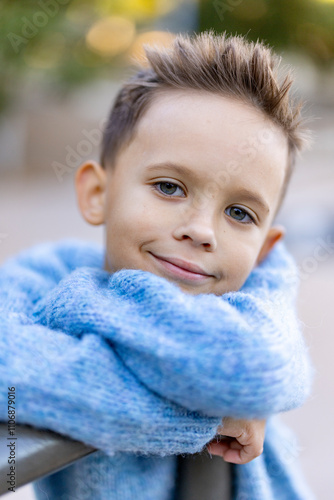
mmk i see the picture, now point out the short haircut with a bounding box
[100,30,308,209]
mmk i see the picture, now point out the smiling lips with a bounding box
[149,252,214,281]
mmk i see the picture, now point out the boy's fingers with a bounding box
[220,449,241,464]
[238,442,263,464]
[209,417,266,464]
[206,441,251,464]
[207,440,263,464]
[229,440,242,450]
[220,418,266,444]
[206,441,229,458]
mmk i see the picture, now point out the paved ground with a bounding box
[1,103,333,499]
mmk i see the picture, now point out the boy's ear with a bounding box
[75,161,107,225]
[256,225,286,265]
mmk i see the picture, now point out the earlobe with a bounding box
[256,225,286,265]
[75,161,107,226]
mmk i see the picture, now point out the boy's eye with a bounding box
[225,206,254,224]
[153,181,185,197]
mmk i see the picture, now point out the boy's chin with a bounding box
[172,280,232,297]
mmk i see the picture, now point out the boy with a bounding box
[0,31,313,499]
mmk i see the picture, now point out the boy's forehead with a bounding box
[128,90,288,176]
[138,90,286,153]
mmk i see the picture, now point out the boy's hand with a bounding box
[206,417,266,464]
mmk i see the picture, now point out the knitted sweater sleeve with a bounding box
[32,241,313,420]
[0,241,221,456]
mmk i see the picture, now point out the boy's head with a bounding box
[75,31,308,296]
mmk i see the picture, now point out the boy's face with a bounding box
[76,91,287,295]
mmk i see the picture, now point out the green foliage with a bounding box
[200,0,334,64]
[0,0,132,112]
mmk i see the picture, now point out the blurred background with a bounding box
[0,0,333,498]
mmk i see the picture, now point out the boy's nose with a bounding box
[173,213,217,251]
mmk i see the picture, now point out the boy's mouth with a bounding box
[148,252,214,282]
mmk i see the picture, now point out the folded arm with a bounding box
[31,241,313,419]
[0,241,221,455]
[0,239,313,459]
[0,312,221,456]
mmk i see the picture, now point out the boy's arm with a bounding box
[0,242,221,456]
[0,239,312,461]
[33,241,313,420]
[0,318,221,458]
[0,241,265,465]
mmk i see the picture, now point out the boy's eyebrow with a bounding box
[145,162,198,180]
[145,162,270,214]
[231,188,270,214]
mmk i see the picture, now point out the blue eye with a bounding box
[153,182,185,197]
[226,206,254,224]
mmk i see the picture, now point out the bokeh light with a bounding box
[86,16,136,58]
[94,0,178,21]
[127,31,176,65]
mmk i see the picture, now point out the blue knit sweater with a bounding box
[0,239,314,499]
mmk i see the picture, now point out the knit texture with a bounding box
[0,239,314,499]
